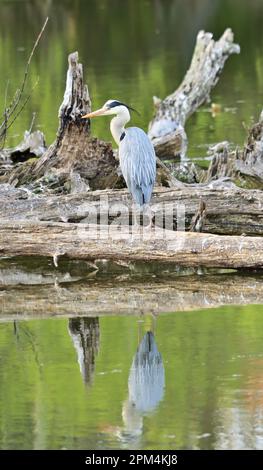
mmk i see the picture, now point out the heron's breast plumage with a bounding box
[119,127,156,206]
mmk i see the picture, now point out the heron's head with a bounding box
[82,100,138,120]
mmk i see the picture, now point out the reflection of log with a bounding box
[0,221,262,268]
[1,275,263,320]
[1,185,262,236]
[148,29,240,157]
[68,317,100,386]
[0,266,80,286]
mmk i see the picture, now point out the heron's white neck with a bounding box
[110,108,130,145]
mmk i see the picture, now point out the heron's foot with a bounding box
[144,218,155,231]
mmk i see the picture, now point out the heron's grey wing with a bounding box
[119,127,156,206]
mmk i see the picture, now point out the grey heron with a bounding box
[82,100,156,219]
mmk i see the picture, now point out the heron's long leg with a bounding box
[143,204,155,229]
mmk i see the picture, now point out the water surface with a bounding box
[1,305,263,450]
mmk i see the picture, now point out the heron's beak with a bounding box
[82,108,106,119]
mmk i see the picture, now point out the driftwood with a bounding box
[0,185,262,236]
[9,129,46,163]
[236,113,263,184]
[205,112,263,187]
[0,221,262,269]
[1,272,262,320]
[148,28,240,157]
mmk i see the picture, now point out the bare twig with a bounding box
[5,78,39,132]
[28,112,36,134]
[0,17,49,147]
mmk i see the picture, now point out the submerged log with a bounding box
[0,185,262,236]
[148,28,240,157]
[0,221,262,269]
[0,273,263,320]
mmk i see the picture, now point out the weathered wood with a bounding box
[148,29,240,156]
[1,185,262,236]
[235,114,263,186]
[7,52,119,191]
[1,274,262,320]
[7,130,46,164]
[205,112,263,187]
[0,221,262,268]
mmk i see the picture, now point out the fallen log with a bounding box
[148,28,240,157]
[0,273,262,320]
[0,185,262,236]
[0,221,262,269]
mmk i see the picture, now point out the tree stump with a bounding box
[8,52,119,192]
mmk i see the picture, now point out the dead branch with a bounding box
[148,28,240,157]
[0,17,49,148]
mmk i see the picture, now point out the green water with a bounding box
[1,0,263,450]
[1,306,263,450]
[1,0,263,160]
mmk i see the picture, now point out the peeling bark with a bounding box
[0,185,262,236]
[0,221,262,269]
[205,112,263,187]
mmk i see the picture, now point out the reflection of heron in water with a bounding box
[128,331,165,413]
[68,317,100,386]
[118,330,165,447]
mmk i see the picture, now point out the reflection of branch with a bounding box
[68,317,100,386]
[0,17,49,148]
[17,323,43,375]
